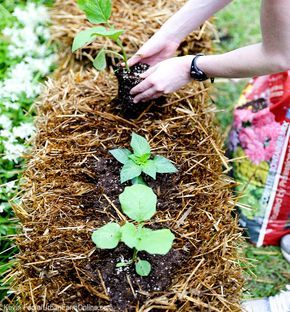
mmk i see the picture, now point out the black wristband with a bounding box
[190,54,214,83]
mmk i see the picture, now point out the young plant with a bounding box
[72,0,129,71]
[109,132,178,183]
[92,184,175,276]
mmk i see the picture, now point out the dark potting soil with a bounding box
[114,63,158,119]
[80,157,187,311]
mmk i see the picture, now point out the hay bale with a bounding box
[51,0,213,72]
[12,70,243,311]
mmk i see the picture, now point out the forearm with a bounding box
[197,43,289,79]
[195,0,290,78]
[159,0,232,42]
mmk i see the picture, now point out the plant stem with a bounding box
[106,21,130,72]
[132,248,138,262]
[131,175,146,185]
[116,39,130,72]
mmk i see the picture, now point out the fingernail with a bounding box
[133,99,138,103]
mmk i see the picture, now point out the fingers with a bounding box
[130,79,153,95]
[133,89,162,103]
[127,53,143,67]
[140,65,157,79]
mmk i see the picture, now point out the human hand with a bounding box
[128,31,181,67]
[130,56,194,103]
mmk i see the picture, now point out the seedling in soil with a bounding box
[92,184,175,276]
[110,132,178,183]
[72,0,129,71]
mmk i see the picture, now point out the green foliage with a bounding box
[119,184,157,222]
[93,48,106,71]
[77,0,111,24]
[120,223,174,255]
[241,243,290,299]
[72,27,124,52]
[135,260,151,277]
[0,0,56,301]
[134,228,174,255]
[110,133,178,183]
[73,0,129,71]
[92,184,175,276]
[130,132,151,157]
[91,223,121,249]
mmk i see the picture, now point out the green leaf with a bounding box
[120,223,138,248]
[93,49,107,71]
[119,185,157,222]
[142,160,157,179]
[153,155,178,174]
[109,148,131,164]
[72,28,98,52]
[131,176,147,185]
[129,153,150,165]
[136,229,175,255]
[116,261,131,268]
[92,223,121,249]
[130,133,151,157]
[72,27,124,52]
[77,0,112,24]
[120,160,142,183]
[135,260,151,276]
[91,28,124,41]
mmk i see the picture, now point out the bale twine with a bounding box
[11,70,243,311]
[50,0,214,73]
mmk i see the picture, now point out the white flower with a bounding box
[13,3,49,28]
[3,141,26,162]
[0,129,16,142]
[5,180,16,192]
[2,101,19,110]
[0,115,12,129]
[13,122,35,139]
[0,203,6,214]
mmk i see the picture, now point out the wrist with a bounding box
[189,54,214,82]
[182,55,195,77]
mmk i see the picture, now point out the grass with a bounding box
[241,244,290,299]
[214,0,290,299]
[213,0,261,133]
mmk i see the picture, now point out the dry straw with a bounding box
[8,0,243,311]
[50,0,214,74]
[10,70,243,311]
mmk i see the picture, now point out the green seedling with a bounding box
[72,0,129,71]
[92,184,175,276]
[110,132,178,183]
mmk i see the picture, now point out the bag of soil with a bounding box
[228,71,290,246]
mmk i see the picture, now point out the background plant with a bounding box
[72,0,129,71]
[110,132,177,183]
[92,184,175,276]
[0,0,55,301]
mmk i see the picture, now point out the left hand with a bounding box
[130,56,194,103]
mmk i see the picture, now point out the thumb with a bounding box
[127,53,143,67]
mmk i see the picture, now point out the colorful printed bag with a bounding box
[228,71,290,246]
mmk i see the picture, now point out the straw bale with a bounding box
[11,70,243,311]
[50,0,214,73]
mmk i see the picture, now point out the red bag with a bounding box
[229,71,290,246]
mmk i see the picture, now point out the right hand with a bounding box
[128,32,181,67]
